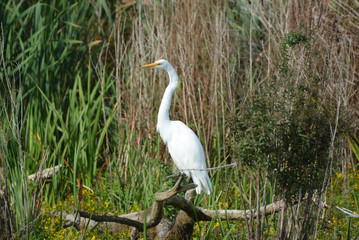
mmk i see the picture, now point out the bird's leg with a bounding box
[166,172,184,180]
[177,173,194,191]
[155,174,196,202]
[167,172,186,188]
[180,173,187,186]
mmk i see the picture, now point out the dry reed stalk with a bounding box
[113,1,234,173]
[106,0,358,237]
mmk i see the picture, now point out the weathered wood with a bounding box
[166,195,286,221]
[75,180,286,239]
[28,165,62,181]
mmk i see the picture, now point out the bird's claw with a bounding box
[155,174,196,201]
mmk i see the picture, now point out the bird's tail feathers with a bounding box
[192,172,212,195]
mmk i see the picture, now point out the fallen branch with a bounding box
[166,195,286,221]
[74,175,286,239]
[78,190,284,229]
[28,165,62,181]
[49,210,98,231]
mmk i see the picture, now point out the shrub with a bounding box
[229,31,343,201]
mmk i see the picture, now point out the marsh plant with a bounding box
[229,31,347,238]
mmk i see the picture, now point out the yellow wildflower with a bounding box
[134,202,140,211]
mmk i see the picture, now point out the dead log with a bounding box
[28,164,62,181]
[74,175,286,239]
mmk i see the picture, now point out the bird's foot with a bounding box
[155,174,196,201]
[166,172,184,179]
[166,173,188,190]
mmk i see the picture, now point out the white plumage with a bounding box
[141,59,212,194]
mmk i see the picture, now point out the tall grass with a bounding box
[0,0,358,239]
[0,0,114,237]
[1,26,33,237]
[114,1,236,167]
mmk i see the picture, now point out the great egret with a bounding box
[141,59,212,195]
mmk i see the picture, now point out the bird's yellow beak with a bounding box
[140,62,161,69]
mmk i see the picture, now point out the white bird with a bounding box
[141,59,212,195]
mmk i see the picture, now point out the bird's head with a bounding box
[140,59,171,71]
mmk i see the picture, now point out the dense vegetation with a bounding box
[1,0,358,239]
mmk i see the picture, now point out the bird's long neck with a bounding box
[157,66,178,131]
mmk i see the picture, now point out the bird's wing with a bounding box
[165,121,212,194]
[166,121,207,171]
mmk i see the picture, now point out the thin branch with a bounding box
[336,206,359,218]
[167,163,237,176]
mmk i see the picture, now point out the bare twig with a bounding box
[167,163,237,176]
[336,206,359,218]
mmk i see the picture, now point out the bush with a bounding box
[229,31,342,201]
